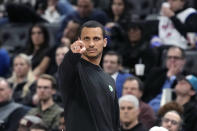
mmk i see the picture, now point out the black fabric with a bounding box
[121,123,148,131]
[58,51,120,131]
[6,3,47,23]
[121,41,158,76]
[25,47,50,70]
[182,100,197,131]
[170,12,197,37]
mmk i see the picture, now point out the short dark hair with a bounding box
[124,76,144,92]
[167,46,185,59]
[78,20,106,38]
[37,74,57,89]
[104,51,123,65]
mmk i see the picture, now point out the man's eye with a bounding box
[84,37,89,40]
[94,37,100,41]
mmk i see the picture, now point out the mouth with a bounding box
[86,48,97,53]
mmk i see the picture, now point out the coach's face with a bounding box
[80,27,107,60]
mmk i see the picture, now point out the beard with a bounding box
[83,51,102,60]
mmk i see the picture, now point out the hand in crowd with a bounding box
[70,40,86,54]
[167,64,180,78]
[162,6,175,18]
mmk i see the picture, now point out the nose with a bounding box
[89,40,95,47]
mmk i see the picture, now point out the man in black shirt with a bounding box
[58,20,120,131]
[119,95,148,131]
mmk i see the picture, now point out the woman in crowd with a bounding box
[8,53,36,105]
[25,23,51,77]
[106,0,132,30]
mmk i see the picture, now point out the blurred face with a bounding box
[56,46,69,66]
[13,56,30,78]
[31,26,44,47]
[36,78,55,102]
[62,21,80,41]
[103,55,119,75]
[119,101,139,124]
[128,27,142,43]
[174,79,194,96]
[77,0,93,18]
[0,80,12,103]
[161,111,181,131]
[122,80,142,99]
[166,48,185,73]
[80,27,107,61]
[168,0,185,12]
[112,0,125,17]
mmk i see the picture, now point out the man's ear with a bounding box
[103,38,107,47]
[78,37,81,40]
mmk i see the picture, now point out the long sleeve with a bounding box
[58,50,81,103]
[171,13,197,37]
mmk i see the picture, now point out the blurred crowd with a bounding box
[0,0,197,131]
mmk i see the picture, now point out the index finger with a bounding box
[76,40,85,48]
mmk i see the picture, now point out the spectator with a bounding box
[121,22,158,76]
[119,95,148,131]
[102,51,132,98]
[27,74,63,130]
[41,0,61,23]
[8,53,36,105]
[106,0,132,30]
[174,74,197,131]
[122,76,156,129]
[156,101,184,131]
[47,43,70,81]
[24,23,51,77]
[161,110,182,131]
[35,0,74,18]
[0,77,28,131]
[61,19,80,45]
[52,45,69,106]
[54,45,69,77]
[150,0,197,49]
[157,101,184,122]
[142,46,187,112]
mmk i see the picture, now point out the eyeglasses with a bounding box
[167,56,182,60]
[162,117,180,125]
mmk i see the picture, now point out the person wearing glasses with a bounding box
[142,46,189,112]
[27,74,63,130]
[161,110,182,131]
